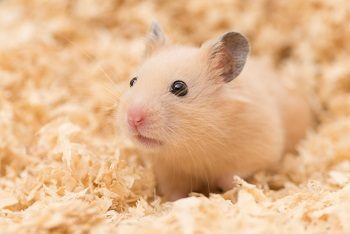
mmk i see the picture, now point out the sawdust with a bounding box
[0,0,350,233]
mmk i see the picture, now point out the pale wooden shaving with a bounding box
[0,0,350,233]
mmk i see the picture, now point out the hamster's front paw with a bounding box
[162,191,188,202]
[216,173,236,192]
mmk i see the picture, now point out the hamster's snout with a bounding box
[124,104,163,147]
[127,106,146,131]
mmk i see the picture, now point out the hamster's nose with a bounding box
[127,106,146,130]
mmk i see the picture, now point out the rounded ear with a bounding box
[144,22,167,57]
[204,32,250,82]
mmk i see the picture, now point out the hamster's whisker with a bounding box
[54,33,119,87]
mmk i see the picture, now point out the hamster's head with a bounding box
[117,23,249,151]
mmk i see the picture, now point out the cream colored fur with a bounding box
[117,30,312,201]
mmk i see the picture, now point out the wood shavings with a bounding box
[0,0,350,233]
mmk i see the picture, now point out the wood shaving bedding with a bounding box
[0,0,349,233]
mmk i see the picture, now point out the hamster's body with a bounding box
[117,24,312,201]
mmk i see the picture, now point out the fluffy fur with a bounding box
[117,26,312,201]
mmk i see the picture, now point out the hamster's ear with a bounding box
[145,22,167,57]
[203,32,249,82]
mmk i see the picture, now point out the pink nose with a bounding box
[127,106,146,130]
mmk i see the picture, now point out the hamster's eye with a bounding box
[130,77,137,87]
[170,80,188,97]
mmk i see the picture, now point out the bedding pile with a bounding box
[0,0,350,233]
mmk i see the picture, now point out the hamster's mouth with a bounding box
[134,134,163,147]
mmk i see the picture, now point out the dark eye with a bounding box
[170,80,188,97]
[130,77,137,87]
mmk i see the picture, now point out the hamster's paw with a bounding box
[162,191,188,202]
[216,174,236,192]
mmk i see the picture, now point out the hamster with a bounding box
[116,23,312,201]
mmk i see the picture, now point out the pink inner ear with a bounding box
[210,48,234,78]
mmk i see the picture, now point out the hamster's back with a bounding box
[232,58,313,154]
